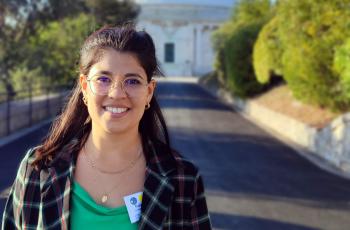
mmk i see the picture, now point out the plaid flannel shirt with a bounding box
[2,139,212,230]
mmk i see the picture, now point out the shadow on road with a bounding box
[210,212,320,230]
[156,80,350,229]
[169,127,350,203]
[156,81,232,111]
[1,80,349,229]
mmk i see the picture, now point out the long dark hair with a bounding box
[32,24,171,168]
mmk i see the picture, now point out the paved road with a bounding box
[1,78,350,229]
[157,79,350,230]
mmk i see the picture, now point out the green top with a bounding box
[70,181,139,230]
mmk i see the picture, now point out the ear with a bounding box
[79,74,88,94]
[147,79,156,103]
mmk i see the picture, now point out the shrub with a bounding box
[277,0,350,111]
[223,23,265,97]
[212,0,272,97]
[333,38,350,101]
[253,16,283,84]
[212,23,236,85]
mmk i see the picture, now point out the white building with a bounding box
[135,0,234,77]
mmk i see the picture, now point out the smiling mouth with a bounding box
[103,106,130,114]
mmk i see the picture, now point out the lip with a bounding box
[103,104,130,108]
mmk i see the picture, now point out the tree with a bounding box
[0,0,140,93]
[37,0,140,26]
[28,14,96,86]
[85,0,140,26]
[0,0,32,96]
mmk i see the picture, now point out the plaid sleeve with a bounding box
[188,172,212,230]
[2,148,33,230]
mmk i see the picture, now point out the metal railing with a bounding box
[0,85,71,137]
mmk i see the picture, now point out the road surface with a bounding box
[0,78,350,229]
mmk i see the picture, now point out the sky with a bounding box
[134,0,235,7]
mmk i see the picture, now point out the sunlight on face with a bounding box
[80,49,156,136]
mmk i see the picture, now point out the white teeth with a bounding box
[105,107,128,114]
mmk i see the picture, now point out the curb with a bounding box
[155,76,199,83]
[198,81,350,180]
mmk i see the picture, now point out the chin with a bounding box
[103,126,128,135]
[103,122,139,136]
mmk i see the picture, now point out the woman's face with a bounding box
[80,49,156,136]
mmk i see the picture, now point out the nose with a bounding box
[107,81,127,98]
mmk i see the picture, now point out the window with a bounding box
[164,43,175,63]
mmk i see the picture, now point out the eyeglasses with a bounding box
[87,75,149,97]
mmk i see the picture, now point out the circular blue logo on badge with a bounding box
[130,197,137,206]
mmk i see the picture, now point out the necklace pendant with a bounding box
[101,195,108,203]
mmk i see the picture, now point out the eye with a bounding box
[124,78,142,86]
[95,76,111,84]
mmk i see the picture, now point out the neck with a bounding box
[85,124,143,164]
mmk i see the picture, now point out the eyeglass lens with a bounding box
[89,76,147,97]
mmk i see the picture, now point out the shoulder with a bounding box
[171,150,200,178]
[4,147,40,213]
[149,140,202,181]
[16,147,40,180]
[167,150,211,224]
[167,150,205,200]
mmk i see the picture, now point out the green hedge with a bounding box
[253,16,283,84]
[277,0,350,111]
[214,0,350,112]
[334,37,350,102]
[223,23,265,97]
[212,0,272,97]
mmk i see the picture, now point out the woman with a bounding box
[2,25,212,229]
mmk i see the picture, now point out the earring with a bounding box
[145,102,150,110]
[82,95,88,106]
[84,115,91,124]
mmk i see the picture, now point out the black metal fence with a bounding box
[0,85,71,137]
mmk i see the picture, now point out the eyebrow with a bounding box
[93,71,143,79]
[125,73,143,79]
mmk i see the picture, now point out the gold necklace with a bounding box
[83,145,142,174]
[82,146,142,203]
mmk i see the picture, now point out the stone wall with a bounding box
[313,114,350,172]
[212,87,350,174]
[0,94,64,138]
